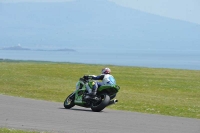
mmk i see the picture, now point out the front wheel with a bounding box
[91,93,110,112]
[64,93,75,109]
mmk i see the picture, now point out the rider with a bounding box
[83,67,116,99]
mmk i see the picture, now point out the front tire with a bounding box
[91,93,110,112]
[64,93,75,109]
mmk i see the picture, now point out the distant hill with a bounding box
[0,0,200,51]
[35,48,76,52]
[52,48,76,52]
[0,46,76,52]
[1,46,31,50]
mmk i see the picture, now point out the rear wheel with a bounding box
[91,93,110,112]
[64,93,75,109]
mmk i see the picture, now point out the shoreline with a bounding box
[1,58,199,71]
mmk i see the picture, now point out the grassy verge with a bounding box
[0,60,200,119]
[0,128,39,133]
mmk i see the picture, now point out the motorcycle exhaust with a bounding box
[108,99,118,106]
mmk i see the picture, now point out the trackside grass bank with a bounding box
[0,60,200,119]
[0,128,39,133]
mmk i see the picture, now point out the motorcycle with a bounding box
[64,76,120,112]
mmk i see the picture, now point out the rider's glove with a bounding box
[83,75,89,80]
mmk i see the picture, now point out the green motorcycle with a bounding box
[64,77,120,112]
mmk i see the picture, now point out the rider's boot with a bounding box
[85,88,97,100]
[85,90,96,99]
[85,82,98,100]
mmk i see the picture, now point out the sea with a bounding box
[0,49,200,70]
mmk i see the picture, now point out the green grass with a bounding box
[0,128,40,133]
[0,60,200,119]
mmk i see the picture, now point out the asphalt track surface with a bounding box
[0,95,200,133]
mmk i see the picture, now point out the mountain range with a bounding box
[0,0,200,51]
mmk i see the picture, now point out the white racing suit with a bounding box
[86,74,116,96]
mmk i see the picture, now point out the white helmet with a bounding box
[102,68,111,74]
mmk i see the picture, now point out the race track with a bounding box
[0,94,199,133]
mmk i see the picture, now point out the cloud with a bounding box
[0,0,75,3]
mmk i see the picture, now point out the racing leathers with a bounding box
[84,74,116,99]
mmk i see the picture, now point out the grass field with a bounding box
[0,128,40,133]
[0,60,200,119]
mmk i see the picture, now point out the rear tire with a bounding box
[64,93,75,109]
[91,93,110,112]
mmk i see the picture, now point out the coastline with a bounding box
[1,58,199,71]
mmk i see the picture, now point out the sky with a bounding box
[109,0,200,25]
[0,0,200,25]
